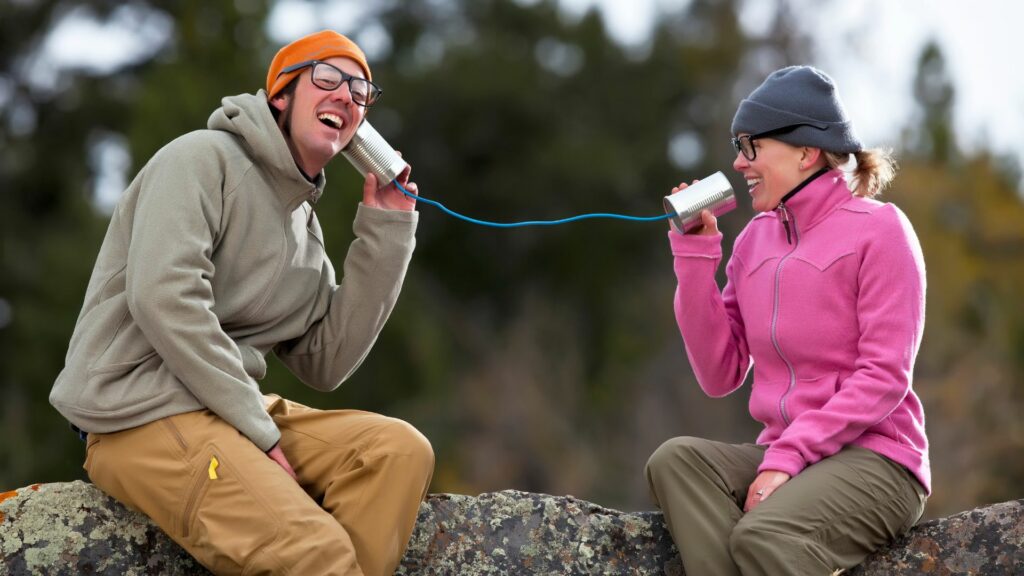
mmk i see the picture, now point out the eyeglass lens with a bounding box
[311,63,374,105]
[733,136,756,161]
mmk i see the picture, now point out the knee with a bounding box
[646,436,708,479]
[729,515,785,562]
[376,419,435,478]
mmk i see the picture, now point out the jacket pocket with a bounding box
[784,372,841,418]
[749,379,788,428]
[88,308,157,374]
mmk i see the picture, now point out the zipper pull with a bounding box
[780,203,792,244]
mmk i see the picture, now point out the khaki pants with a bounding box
[645,438,926,576]
[84,396,434,576]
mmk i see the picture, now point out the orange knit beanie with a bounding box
[266,30,371,98]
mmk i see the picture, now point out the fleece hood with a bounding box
[207,90,324,203]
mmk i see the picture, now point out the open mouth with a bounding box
[746,177,762,193]
[317,112,343,130]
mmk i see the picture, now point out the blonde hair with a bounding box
[823,148,897,198]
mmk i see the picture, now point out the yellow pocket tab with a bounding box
[208,456,219,480]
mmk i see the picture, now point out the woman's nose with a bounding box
[732,152,749,172]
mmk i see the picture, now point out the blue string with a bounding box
[392,180,673,228]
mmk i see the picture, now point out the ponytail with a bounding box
[824,148,897,198]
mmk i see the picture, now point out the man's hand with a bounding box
[266,442,298,481]
[744,470,791,512]
[362,159,417,211]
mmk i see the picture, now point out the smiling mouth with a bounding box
[746,178,762,193]
[317,112,343,130]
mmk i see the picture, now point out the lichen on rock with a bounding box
[2,481,1023,575]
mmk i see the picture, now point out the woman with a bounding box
[646,66,929,575]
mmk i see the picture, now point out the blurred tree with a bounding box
[0,0,275,489]
[892,42,1024,516]
[909,41,957,164]
[337,0,794,505]
[2,0,126,488]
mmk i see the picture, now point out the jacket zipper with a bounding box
[771,202,800,425]
[307,188,318,227]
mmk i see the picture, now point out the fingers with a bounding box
[395,154,412,185]
[266,445,299,481]
[744,483,774,512]
[743,471,790,512]
[670,182,689,195]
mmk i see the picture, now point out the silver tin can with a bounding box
[341,120,409,188]
[663,171,736,233]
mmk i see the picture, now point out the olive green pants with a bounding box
[645,438,926,576]
[84,396,434,576]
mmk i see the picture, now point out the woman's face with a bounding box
[732,135,806,213]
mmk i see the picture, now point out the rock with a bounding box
[848,497,1024,576]
[392,491,682,575]
[1,481,1022,575]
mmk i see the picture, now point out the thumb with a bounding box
[700,210,719,235]
[362,172,378,205]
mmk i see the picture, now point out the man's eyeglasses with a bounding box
[279,60,382,107]
[731,125,802,162]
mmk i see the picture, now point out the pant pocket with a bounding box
[180,443,282,574]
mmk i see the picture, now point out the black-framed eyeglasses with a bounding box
[279,59,382,107]
[731,125,802,162]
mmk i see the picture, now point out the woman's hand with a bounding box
[744,470,791,512]
[668,180,719,235]
[362,157,417,211]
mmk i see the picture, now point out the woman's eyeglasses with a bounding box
[731,125,802,161]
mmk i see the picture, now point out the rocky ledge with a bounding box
[1,481,1022,575]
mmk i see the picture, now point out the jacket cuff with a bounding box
[356,202,420,224]
[668,230,722,258]
[758,448,807,477]
[248,420,282,453]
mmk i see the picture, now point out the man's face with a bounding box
[270,56,366,177]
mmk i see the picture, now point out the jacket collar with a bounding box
[775,168,850,233]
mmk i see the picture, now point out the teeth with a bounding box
[746,178,761,187]
[317,113,342,129]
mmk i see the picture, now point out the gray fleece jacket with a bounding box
[50,91,418,451]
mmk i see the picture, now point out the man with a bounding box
[50,30,433,575]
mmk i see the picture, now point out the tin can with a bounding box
[663,171,736,232]
[341,121,409,188]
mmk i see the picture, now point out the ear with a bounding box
[800,146,823,169]
[269,92,289,113]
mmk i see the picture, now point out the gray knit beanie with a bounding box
[731,66,862,154]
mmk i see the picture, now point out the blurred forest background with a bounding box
[2,0,1022,521]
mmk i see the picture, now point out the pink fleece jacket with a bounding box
[670,169,930,493]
